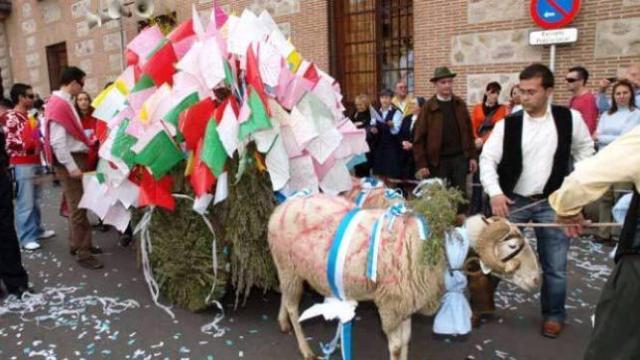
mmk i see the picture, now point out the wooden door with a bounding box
[46,42,68,92]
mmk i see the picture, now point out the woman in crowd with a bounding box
[593,79,640,243]
[508,84,522,114]
[370,89,403,184]
[399,96,425,191]
[75,91,106,170]
[71,92,108,237]
[470,81,508,215]
[351,94,373,178]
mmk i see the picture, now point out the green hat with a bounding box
[430,67,457,82]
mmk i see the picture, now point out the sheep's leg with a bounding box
[379,307,411,360]
[278,297,291,333]
[281,274,315,359]
[399,318,411,360]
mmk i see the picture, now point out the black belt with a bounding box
[527,194,546,202]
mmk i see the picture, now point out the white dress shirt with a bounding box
[49,90,88,173]
[480,106,594,197]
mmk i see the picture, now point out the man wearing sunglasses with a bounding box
[567,66,598,138]
[0,83,56,252]
[44,66,103,270]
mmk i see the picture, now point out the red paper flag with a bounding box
[138,168,175,211]
[178,98,216,150]
[303,63,320,87]
[245,44,270,114]
[190,139,216,197]
[168,19,195,43]
[141,41,178,86]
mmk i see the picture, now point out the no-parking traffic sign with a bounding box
[530,0,581,29]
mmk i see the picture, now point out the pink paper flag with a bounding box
[313,155,336,181]
[127,26,165,66]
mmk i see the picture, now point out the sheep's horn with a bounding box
[474,220,511,274]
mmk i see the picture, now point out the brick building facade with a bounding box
[0,0,638,108]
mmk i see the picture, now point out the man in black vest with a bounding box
[0,126,31,298]
[480,63,594,338]
[549,124,640,359]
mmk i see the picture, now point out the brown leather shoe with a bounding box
[542,320,564,338]
[70,246,103,256]
[77,255,104,270]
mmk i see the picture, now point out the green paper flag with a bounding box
[131,74,155,93]
[238,88,272,140]
[135,131,185,179]
[164,92,200,129]
[223,60,234,87]
[200,119,227,177]
[111,119,138,168]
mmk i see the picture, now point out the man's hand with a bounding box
[416,167,430,179]
[490,194,514,218]
[370,127,378,135]
[598,78,611,93]
[557,213,588,238]
[69,169,83,178]
[474,138,484,150]
[386,120,394,128]
[469,159,478,174]
[402,141,413,151]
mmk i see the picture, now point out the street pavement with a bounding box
[0,184,611,359]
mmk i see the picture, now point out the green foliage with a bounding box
[217,148,278,308]
[409,183,465,266]
[148,196,229,312]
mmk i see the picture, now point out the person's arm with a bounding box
[49,122,79,173]
[596,92,611,114]
[570,110,595,162]
[585,96,599,135]
[479,120,505,197]
[550,126,640,217]
[389,110,403,135]
[413,110,429,170]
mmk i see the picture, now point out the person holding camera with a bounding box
[597,64,640,113]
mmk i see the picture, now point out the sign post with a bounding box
[530,0,581,73]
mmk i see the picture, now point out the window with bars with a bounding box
[333,0,414,105]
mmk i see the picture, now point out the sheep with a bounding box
[267,194,540,360]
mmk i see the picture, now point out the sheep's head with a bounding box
[465,215,540,292]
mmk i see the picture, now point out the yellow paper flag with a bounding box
[287,50,303,73]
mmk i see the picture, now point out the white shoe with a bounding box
[22,242,41,251]
[38,230,56,240]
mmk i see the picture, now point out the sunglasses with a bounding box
[565,77,580,83]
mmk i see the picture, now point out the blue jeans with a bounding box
[509,195,570,322]
[14,164,44,246]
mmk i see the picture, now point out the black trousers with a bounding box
[429,154,469,213]
[0,172,29,292]
[584,255,640,360]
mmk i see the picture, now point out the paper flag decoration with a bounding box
[201,118,227,177]
[238,87,272,139]
[179,97,216,150]
[135,131,184,179]
[191,139,216,196]
[138,169,176,210]
[84,5,368,229]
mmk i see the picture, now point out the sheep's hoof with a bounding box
[279,320,292,334]
[302,351,317,360]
